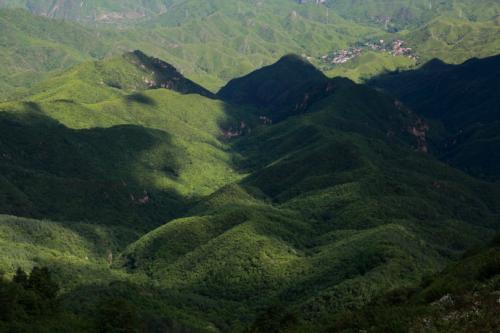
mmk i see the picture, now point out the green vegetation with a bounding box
[0,1,499,331]
[0,266,59,332]
[0,0,174,22]
[324,0,500,29]
[371,54,500,180]
[0,51,497,331]
[0,9,110,99]
[404,17,500,64]
[0,55,252,227]
[1,1,499,97]
[324,51,415,82]
[324,233,500,332]
[218,54,336,119]
[0,3,377,97]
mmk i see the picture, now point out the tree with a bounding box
[0,280,18,321]
[249,304,298,333]
[97,299,139,333]
[28,267,59,300]
[13,268,28,288]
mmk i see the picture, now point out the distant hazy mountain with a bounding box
[0,0,175,22]
[324,0,500,29]
[1,1,498,99]
[2,0,498,26]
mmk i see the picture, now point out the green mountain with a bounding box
[404,16,500,64]
[0,0,174,23]
[0,5,375,97]
[0,52,251,229]
[324,0,500,29]
[3,0,498,27]
[370,54,500,180]
[325,233,500,332]
[0,1,499,332]
[0,9,111,99]
[0,52,498,332]
[218,54,336,120]
[1,1,499,99]
[323,51,416,83]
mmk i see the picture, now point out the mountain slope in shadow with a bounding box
[370,55,500,180]
[218,54,340,121]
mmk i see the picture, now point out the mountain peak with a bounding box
[217,54,333,120]
[277,53,311,64]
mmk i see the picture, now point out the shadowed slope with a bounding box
[370,55,500,180]
[218,55,337,120]
[0,110,189,228]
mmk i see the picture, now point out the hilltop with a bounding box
[218,54,335,119]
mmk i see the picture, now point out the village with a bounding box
[319,39,417,66]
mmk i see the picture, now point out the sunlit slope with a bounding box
[25,50,214,103]
[405,17,500,64]
[1,2,498,98]
[134,0,378,86]
[324,0,500,28]
[0,52,255,228]
[0,214,137,286]
[0,9,110,98]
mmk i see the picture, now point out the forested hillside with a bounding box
[0,1,499,332]
[0,52,499,331]
[371,55,500,180]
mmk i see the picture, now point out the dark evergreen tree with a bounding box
[28,267,59,300]
[97,299,139,333]
[12,268,28,288]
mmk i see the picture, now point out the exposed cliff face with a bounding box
[126,50,215,98]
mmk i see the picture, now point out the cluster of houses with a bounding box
[296,0,326,4]
[319,39,417,66]
[391,40,415,58]
[322,47,364,64]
